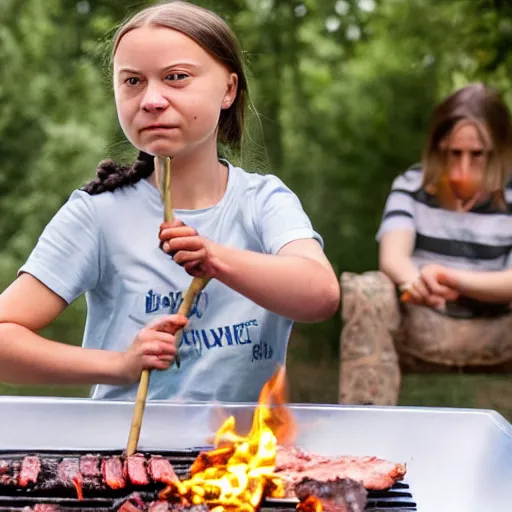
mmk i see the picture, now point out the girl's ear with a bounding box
[222,73,238,110]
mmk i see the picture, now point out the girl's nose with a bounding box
[141,84,169,112]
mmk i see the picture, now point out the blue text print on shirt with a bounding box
[145,289,209,318]
[143,289,273,362]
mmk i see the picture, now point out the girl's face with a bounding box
[113,26,238,158]
[440,120,491,200]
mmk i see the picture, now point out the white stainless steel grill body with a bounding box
[0,396,511,512]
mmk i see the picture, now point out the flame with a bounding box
[159,366,297,511]
[297,496,323,512]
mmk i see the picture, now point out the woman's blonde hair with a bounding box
[422,83,512,208]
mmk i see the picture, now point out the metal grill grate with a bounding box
[0,448,417,511]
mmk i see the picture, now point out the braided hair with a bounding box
[82,151,155,195]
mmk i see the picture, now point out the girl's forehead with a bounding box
[114,25,210,70]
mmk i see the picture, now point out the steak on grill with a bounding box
[19,456,41,487]
[275,446,406,492]
[148,456,178,485]
[125,455,149,487]
[0,453,180,495]
[295,477,368,512]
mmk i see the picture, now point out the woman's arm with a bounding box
[378,229,420,286]
[209,238,340,323]
[422,264,512,303]
[0,274,185,386]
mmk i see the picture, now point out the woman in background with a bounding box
[340,83,512,405]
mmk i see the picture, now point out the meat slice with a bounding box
[149,502,170,512]
[148,456,178,485]
[19,455,41,487]
[102,456,126,489]
[0,460,9,475]
[33,506,62,512]
[118,503,143,512]
[57,458,80,487]
[295,477,368,512]
[79,455,100,478]
[275,446,406,492]
[124,454,149,486]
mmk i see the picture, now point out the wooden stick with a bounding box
[126,156,210,455]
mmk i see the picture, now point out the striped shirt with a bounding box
[376,166,512,317]
[376,165,512,272]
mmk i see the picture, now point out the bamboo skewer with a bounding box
[126,156,211,456]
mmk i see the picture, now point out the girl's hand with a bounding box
[159,219,217,278]
[117,314,188,384]
[400,264,459,310]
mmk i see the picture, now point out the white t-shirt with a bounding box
[19,161,323,403]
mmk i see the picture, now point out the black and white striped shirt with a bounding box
[376,165,512,272]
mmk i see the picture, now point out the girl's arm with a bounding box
[0,273,121,385]
[0,273,184,385]
[209,238,340,323]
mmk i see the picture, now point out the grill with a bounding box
[0,396,511,512]
[0,449,414,511]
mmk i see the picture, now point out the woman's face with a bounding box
[440,120,491,200]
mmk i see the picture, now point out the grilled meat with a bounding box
[102,456,126,490]
[295,477,368,512]
[275,446,406,492]
[148,456,178,485]
[0,453,180,494]
[124,455,149,487]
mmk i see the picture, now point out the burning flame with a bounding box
[159,366,297,511]
[297,496,323,512]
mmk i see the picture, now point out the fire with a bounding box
[297,496,323,512]
[159,366,297,511]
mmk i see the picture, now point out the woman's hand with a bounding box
[401,263,460,310]
[117,314,188,384]
[159,219,217,278]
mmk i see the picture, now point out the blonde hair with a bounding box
[422,83,512,208]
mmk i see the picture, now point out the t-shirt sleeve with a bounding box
[252,174,323,254]
[18,190,101,304]
[375,168,421,241]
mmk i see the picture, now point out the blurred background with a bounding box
[1,0,512,419]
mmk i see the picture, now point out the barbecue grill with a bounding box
[0,396,511,512]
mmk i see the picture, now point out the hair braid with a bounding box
[82,151,155,195]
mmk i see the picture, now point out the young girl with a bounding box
[0,1,339,403]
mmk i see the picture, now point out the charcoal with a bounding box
[0,459,20,487]
[295,477,368,512]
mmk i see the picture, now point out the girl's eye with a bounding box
[471,150,484,158]
[165,73,189,81]
[125,77,140,86]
